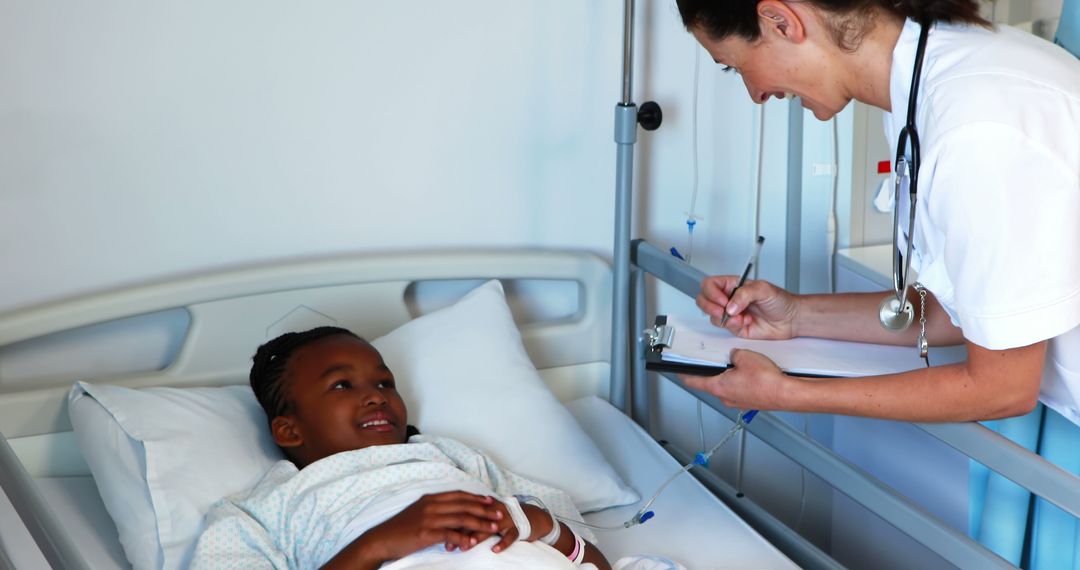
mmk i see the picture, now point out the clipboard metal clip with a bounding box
[642,324,675,352]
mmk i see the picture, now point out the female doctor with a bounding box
[676,0,1080,424]
[676,0,1079,564]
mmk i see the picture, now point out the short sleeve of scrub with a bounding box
[915,121,1080,350]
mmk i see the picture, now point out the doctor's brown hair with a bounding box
[677,0,990,51]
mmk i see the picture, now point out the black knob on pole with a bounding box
[637,101,662,131]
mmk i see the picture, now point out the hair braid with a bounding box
[249,326,363,424]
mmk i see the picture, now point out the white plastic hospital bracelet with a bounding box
[539,515,561,546]
[514,494,559,545]
[502,496,531,541]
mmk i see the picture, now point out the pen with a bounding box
[719,236,765,328]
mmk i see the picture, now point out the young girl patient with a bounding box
[192,326,611,570]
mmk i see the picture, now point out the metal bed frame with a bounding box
[624,239,1080,570]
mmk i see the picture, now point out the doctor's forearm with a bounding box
[781,340,1045,421]
[794,291,964,346]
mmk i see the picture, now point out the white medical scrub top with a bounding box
[884,19,1080,424]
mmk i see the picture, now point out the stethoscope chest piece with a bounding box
[879,295,915,331]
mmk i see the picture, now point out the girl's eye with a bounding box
[331,380,350,390]
[378,380,396,390]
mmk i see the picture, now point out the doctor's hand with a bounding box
[697,276,799,340]
[681,349,790,411]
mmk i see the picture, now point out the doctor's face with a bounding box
[274,335,409,467]
[691,26,850,120]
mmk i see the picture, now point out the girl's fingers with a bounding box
[427,500,504,521]
[440,529,476,552]
[426,513,501,534]
[491,526,518,553]
[427,491,495,504]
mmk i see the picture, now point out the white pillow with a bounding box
[68,279,637,570]
[371,280,637,511]
[68,383,282,570]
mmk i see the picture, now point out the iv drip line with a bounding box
[555,410,759,532]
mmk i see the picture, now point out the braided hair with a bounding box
[249,326,363,424]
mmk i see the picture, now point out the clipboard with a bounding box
[642,314,966,378]
[643,316,832,378]
[644,315,733,376]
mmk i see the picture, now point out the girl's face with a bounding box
[690,12,851,120]
[273,335,409,467]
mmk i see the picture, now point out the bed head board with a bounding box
[0,249,613,447]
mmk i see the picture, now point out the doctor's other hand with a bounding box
[680,349,789,411]
[697,275,798,340]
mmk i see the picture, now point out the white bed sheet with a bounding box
[0,397,796,569]
[574,397,798,569]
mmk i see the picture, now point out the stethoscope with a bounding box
[878,21,931,339]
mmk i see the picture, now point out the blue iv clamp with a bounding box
[565,409,759,531]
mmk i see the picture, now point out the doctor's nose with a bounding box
[740,77,763,103]
[742,78,780,104]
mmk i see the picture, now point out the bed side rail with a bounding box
[631,239,1080,569]
[0,430,89,570]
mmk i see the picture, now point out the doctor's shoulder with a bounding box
[920,23,1080,136]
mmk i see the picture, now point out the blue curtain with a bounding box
[1057,0,1080,59]
[970,405,1080,569]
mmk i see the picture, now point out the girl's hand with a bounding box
[697,276,799,340]
[354,492,505,563]
[466,500,552,554]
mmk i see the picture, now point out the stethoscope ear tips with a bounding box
[879,295,915,331]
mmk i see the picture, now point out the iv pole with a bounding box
[610,0,661,411]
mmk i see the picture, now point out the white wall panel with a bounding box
[0,1,625,311]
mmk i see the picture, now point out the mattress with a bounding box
[573,397,797,569]
[0,397,795,569]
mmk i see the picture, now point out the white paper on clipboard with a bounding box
[660,314,967,377]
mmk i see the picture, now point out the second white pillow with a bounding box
[372,279,638,512]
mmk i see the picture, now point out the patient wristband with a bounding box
[567,529,586,564]
[513,494,559,545]
[539,516,561,546]
[502,496,531,541]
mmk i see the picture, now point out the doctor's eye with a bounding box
[721,65,736,73]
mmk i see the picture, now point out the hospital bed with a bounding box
[3,250,1080,570]
[0,249,799,569]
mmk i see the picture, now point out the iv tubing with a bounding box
[556,410,758,532]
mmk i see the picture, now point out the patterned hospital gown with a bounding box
[191,435,589,569]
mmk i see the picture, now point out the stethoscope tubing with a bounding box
[889,21,932,316]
